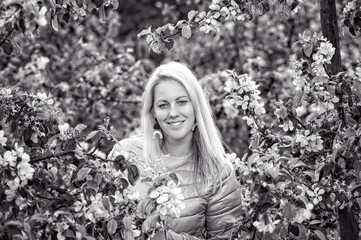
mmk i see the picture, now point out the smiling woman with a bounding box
[110,61,242,239]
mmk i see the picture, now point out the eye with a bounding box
[178,100,188,105]
[158,103,169,109]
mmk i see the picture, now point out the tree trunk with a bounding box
[320,1,358,240]
[319,0,342,75]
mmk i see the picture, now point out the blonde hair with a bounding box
[141,61,229,188]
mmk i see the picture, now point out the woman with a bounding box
[110,61,242,239]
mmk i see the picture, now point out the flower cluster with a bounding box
[37,92,54,105]
[294,130,324,154]
[0,144,35,201]
[209,0,244,21]
[312,38,335,66]
[149,180,185,219]
[343,0,357,15]
[0,129,7,146]
[224,70,266,119]
[58,123,87,140]
[253,214,280,233]
[74,193,111,223]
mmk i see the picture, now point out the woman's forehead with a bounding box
[153,80,189,100]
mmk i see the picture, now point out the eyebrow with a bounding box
[156,96,189,103]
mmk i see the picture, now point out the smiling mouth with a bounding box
[168,121,184,126]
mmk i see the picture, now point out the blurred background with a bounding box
[1,0,360,156]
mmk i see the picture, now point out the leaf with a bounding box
[353,79,361,101]
[137,26,152,39]
[188,10,197,23]
[1,40,14,55]
[102,196,111,211]
[350,184,361,192]
[247,153,259,168]
[5,220,23,227]
[293,90,305,109]
[107,219,117,235]
[169,172,178,184]
[314,230,326,240]
[127,164,139,186]
[112,0,119,9]
[303,43,313,57]
[23,222,33,240]
[142,214,159,233]
[75,123,87,131]
[10,39,22,56]
[283,203,297,220]
[164,38,174,50]
[353,162,361,171]
[309,220,321,225]
[149,40,162,54]
[86,180,99,192]
[181,25,192,39]
[305,112,318,124]
[86,130,99,141]
[77,167,91,181]
[63,229,76,239]
[51,15,59,32]
[99,5,106,23]
[218,215,237,225]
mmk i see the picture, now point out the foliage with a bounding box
[221,34,361,239]
[1,0,361,239]
[0,88,188,239]
[0,0,119,55]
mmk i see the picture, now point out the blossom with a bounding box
[5,177,21,201]
[0,150,17,168]
[128,191,140,201]
[149,180,185,218]
[0,88,12,96]
[253,214,281,233]
[0,130,7,146]
[279,119,294,132]
[312,41,335,65]
[37,91,54,104]
[307,186,325,205]
[17,159,35,185]
[58,123,70,138]
[36,6,48,26]
[86,193,110,223]
[224,72,266,116]
[293,203,313,223]
[295,130,324,154]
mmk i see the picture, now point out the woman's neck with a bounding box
[162,139,192,157]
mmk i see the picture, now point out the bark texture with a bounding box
[320,0,342,75]
[320,1,358,240]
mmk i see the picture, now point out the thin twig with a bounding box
[0,27,15,47]
[30,150,75,163]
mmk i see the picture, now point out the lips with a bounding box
[167,121,184,126]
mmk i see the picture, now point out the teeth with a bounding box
[169,121,182,126]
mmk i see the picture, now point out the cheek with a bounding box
[154,109,167,121]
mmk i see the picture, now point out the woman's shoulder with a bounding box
[109,135,143,159]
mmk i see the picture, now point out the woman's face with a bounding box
[153,80,195,145]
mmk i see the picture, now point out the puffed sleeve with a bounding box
[205,164,242,240]
[108,135,143,160]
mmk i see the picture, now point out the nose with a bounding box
[169,103,179,118]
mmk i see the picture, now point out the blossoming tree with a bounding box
[1,0,361,240]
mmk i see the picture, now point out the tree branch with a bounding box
[30,150,75,163]
[0,27,15,48]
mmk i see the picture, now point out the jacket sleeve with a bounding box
[108,136,143,160]
[205,165,242,240]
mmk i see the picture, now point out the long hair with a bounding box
[141,61,229,188]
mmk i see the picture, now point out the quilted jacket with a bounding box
[109,136,242,240]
